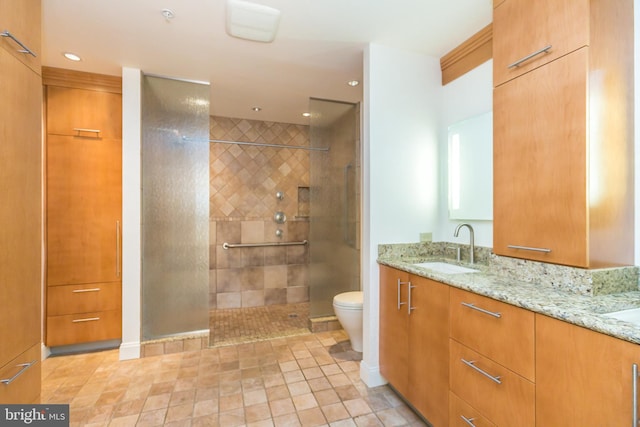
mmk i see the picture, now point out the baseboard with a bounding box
[41,343,51,361]
[359,359,387,388]
[119,341,141,360]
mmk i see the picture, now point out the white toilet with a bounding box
[333,291,363,352]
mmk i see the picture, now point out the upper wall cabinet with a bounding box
[47,86,123,139]
[493,0,589,87]
[493,0,634,268]
[0,0,41,73]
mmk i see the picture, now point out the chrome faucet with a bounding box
[454,223,474,264]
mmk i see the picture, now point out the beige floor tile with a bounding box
[245,402,272,422]
[297,407,327,427]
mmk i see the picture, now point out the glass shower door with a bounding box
[141,75,210,340]
[309,98,360,317]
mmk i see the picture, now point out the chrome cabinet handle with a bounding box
[116,220,121,278]
[460,415,477,427]
[507,244,552,253]
[72,317,100,323]
[633,364,638,427]
[73,128,101,136]
[397,279,408,310]
[461,358,502,384]
[72,288,100,293]
[508,45,552,68]
[0,360,36,385]
[0,31,37,57]
[461,302,501,318]
[408,284,416,315]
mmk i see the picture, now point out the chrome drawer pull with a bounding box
[507,244,552,253]
[461,358,502,384]
[397,279,408,310]
[72,317,100,323]
[73,128,101,136]
[633,364,638,427]
[460,415,476,427]
[461,302,501,318]
[0,360,36,385]
[72,288,100,293]
[0,31,37,57]
[508,45,552,68]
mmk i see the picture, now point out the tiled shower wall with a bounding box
[209,116,310,309]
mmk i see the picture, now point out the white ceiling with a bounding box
[42,0,492,125]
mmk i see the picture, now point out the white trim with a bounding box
[119,341,141,360]
[359,360,387,388]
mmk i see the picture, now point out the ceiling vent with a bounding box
[225,0,281,43]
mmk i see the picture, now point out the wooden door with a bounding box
[378,265,409,395]
[46,134,122,285]
[0,47,41,380]
[493,0,589,86]
[407,275,449,427]
[493,48,588,267]
[536,314,640,426]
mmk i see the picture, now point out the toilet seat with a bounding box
[333,291,363,309]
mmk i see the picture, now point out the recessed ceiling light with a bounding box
[63,52,81,61]
[302,112,311,117]
[252,106,262,112]
[347,80,360,87]
[161,9,175,21]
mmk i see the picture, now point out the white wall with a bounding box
[361,43,442,386]
[437,60,493,248]
[635,5,640,266]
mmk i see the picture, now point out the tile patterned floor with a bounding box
[210,303,311,346]
[41,330,427,427]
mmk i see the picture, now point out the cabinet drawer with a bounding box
[47,282,121,316]
[450,340,534,427]
[449,392,496,427]
[450,287,534,380]
[493,0,589,86]
[46,310,121,347]
[46,86,122,138]
[0,343,40,404]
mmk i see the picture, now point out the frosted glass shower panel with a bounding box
[141,76,210,340]
[309,99,360,317]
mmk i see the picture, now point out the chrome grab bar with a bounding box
[223,240,307,249]
[461,358,502,384]
[0,360,36,385]
[460,415,477,427]
[508,45,552,68]
[0,31,37,57]
[461,302,502,318]
[507,244,552,253]
[72,288,100,293]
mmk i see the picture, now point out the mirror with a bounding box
[448,111,493,220]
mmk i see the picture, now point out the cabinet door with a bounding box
[46,86,122,139]
[379,265,409,395]
[0,0,41,73]
[536,314,640,426]
[493,0,589,86]
[493,48,588,267]
[0,48,42,369]
[47,134,122,285]
[407,275,449,427]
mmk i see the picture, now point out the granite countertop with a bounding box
[378,248,640,345]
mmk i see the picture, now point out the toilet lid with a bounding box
[333,291,363,308]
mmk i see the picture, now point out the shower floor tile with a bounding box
[210,303,310,347]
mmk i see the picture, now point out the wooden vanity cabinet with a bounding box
[536,314,640,426]
[449,288,535,426]
[379,266,449,426]
[44,69,123,347]
[492,0,634,268]
[0,0,42,403]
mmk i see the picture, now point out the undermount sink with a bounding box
[413,261,479,275]
[603,308,640,326]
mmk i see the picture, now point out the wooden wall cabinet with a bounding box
[492,0,634,268]
[379,266,449,426]
[536,314,640,426]
[44,69,123,347]
[0,0,42,403]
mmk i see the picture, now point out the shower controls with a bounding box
[276,191,284,200]
[274,211,286,224]
[275,229,283,237]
